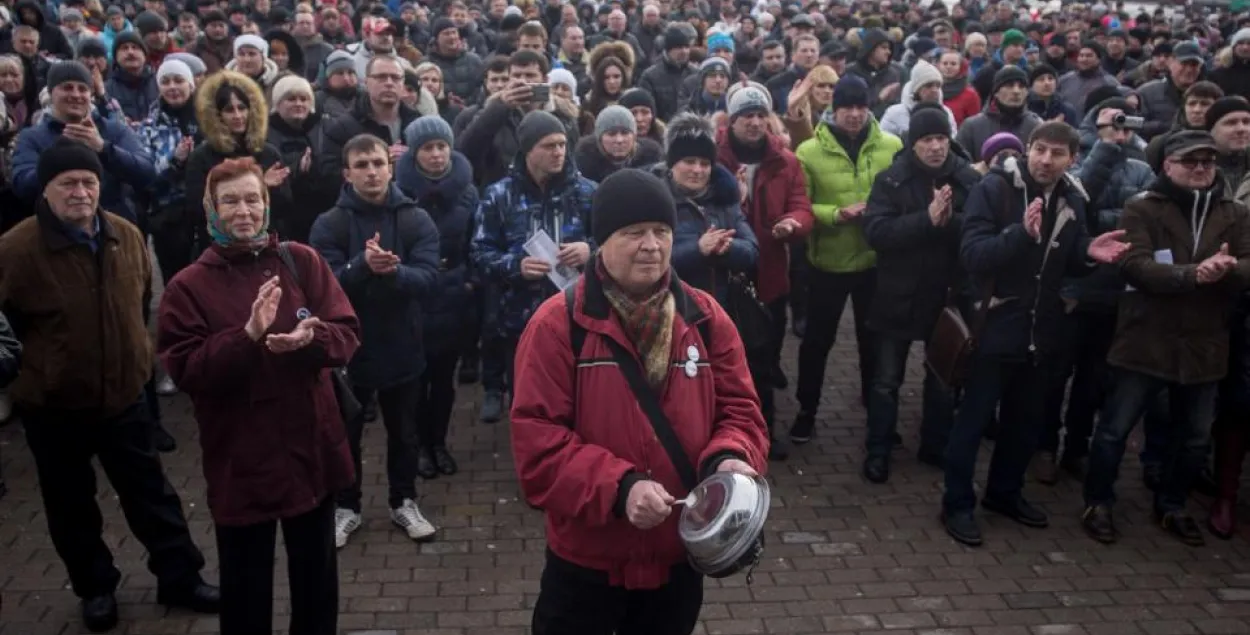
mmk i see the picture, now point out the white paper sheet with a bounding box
[523,229,579,290]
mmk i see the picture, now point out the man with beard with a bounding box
[957,66,1043,163]
[715,83,814,460]
[190,10,232,74]
[843,27,904,119]
[750,40,786,85]
[572,105,662,183]
[105,32,158,123]
[944,122,1131,546]
[1082,130,1250,547]
[861,105,981,483]
[292,11,333,83]
[1057,42,1121,113]
[316,51,360,118]
[637,25,695,122]
[321,55,420,190]
[427,18,485,104]
[1139,42,1204,140]
[349,16,397,80]
[1102,29,1139,81]
[1211,28,1250,101]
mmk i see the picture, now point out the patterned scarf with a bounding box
[596,257,675,389]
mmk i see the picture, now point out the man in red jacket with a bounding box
[715,82,814,461]
[510,169,769,635]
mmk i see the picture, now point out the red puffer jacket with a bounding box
[715,128,815,304]
[510,271,769,590]
[157,238,361,527]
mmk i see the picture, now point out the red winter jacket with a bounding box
[715,128,815,304]
[510,271,769,590]
[157,238,361,527]
[944,61,983,127]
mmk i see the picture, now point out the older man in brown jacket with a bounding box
[1082,131,1250,548]
[0,139,218,633]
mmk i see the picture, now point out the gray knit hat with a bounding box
[323,50,355,77]
[517,110,567,156]
[46,61,93,91]
[699,56,731,81]
[405,115,454,149]
[594,105,636,139]
[727,84,770,120]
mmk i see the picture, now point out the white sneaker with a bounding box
[334,508,361,549]
[156,376,178,396]
[390,499,436,542]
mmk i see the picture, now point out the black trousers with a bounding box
[337,378,420,512]
[532,552,704,635]
[22,399,205,598]
[416,349,459,448]
[216,497,338,635]
[795,268,877,413]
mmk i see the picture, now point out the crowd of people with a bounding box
[2,0,1250,633]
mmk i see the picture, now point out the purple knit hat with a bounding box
[981,132,1025,163]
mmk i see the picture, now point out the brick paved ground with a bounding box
[3,325,1250,635]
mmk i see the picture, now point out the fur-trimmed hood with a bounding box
[589,40,635,78]
[196,69,270,155]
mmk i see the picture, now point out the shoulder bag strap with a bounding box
[276,241,302,289]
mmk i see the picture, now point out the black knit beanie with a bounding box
[591,169,677,246]
[1206,97,1250,130]
[38,138,102,192]
[908,105,951,143]
[517,111,567,157]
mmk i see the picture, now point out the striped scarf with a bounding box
[596,257,675,388]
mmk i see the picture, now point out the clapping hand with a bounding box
[245,276,282,341]
[266,317,320,353]
[1086,229,1131,264]
[928,185,953,227]
[263,163,291,187]
[772,217,802,239]
[1197,242,1238,284]
[839,202,867,223]
[1024,197,1044,241]
[364,232,400,274]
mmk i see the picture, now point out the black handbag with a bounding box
[724,272,772,357]
[275,242,363,423]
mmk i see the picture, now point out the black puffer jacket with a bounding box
[637,54,696,122]
[319,95,421,191]
[426,48,485,102]
[863,144,982,340]
[266,112,335,243]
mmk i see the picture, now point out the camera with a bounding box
[1112,113,1145,131]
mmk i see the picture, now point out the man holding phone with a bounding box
[470,110,596,425]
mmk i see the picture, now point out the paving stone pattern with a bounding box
[2,314,1250,634]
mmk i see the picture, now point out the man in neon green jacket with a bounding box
[790,74,902,445]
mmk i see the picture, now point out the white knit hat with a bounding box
[156,59,195,90]
[233,34,269,57]
[270,75,315,112]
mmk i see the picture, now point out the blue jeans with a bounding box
[1084,369,1216,514]
[943,354,1049,513]
[865,336,954,458]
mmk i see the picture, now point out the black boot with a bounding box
[458,355,480,385]
[416,446,439,479]
[152,421,177,453]
[82,593,118,633]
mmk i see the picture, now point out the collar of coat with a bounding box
[998,154,1089,204]
[579,264,707,332]
[36,200,121,252]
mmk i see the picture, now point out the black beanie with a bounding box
[202,9,227,25]
[591,169,677,246]
[517,111,567,157]
[76,37,108,60]
[664,25,691,50]
[1030,64,1058,84]
[831,75,869,109]
[619,88,656,114]
[112,31,148,60]
[908,105,950,143]
[992,66,1028,94]
[665,113,717,167]
[134,10,166,36]
[46,61,94,91]
[38,138,102,193]
[1084,85,1122,115]
[431,17,458,38]
[1206,96,1250,130]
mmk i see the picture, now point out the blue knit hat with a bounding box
[707,32,735,53]
[405,115,454,150]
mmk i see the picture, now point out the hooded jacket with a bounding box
[653,162,759,307]
[795,116,902,273]
[15,0,72,59]
[1109,174,1250,384]
[863,141,982,340]
[394,150,480,355]
[157,237,360,527]
[470,154,597,338]
[185,70,285,250]
[105,61,159,122]
[879,61,959,141]
[308,183,441,388]
[844,28,905,118]
[959,157,1096,358]
[265,29,306,79]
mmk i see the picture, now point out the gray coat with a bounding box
[954,104,1042,162]
[1056,69,1121,113]
[1137,76,1186,140]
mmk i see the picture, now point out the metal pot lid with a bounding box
[678,472,771,575]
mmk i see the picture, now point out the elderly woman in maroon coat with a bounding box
[156,157,360,635]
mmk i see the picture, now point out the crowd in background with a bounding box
[3,0,1250,632]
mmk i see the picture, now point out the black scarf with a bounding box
[729,132,767,164]
[942,75,968,102]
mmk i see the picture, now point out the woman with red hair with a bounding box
[157,157,361,634]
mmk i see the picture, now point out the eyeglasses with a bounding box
[1174,156,1217,169]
